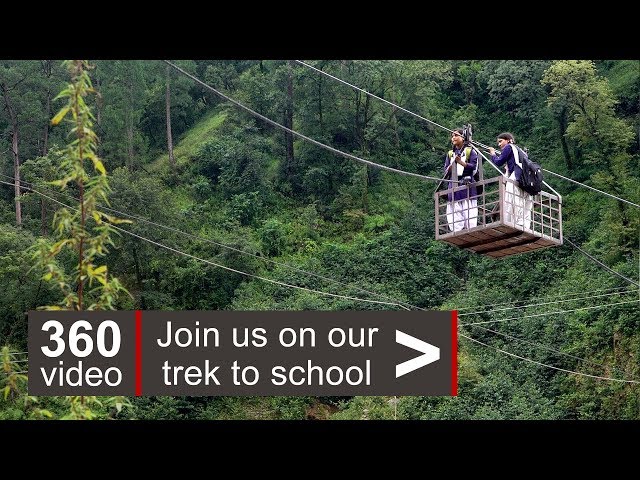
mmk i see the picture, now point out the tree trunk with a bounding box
[95,76,102,127]
[166,64,175,171]
[1,83,21,226]
[42,89,51,155]
[558,108,572,170]
[41,199,47,236]
[284,61,295,180]
[394,110,401,147]
[354,91,362,149]
[577,102,606,158]
[127,121,134,168]
[126,73,135,168]
[361,165,369,214]
[41,60,53,156]
[78,179,84,309]
[360,95,370,213]
[317,70,323,134]
[12,128,21,226]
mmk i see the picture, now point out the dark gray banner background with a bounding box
[141,311,454,396]
[29,310,455,396]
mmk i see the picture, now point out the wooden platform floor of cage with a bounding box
[439,223,561,258]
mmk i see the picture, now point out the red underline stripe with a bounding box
[135,310,142,396]
[451,310,458,396]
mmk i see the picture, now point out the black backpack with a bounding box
[513,145,543,195]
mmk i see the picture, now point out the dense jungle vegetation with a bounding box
[0,59,638,420]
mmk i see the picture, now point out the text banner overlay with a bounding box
[29,311,457,396]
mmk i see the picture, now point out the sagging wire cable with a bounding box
[458,288,639,317]
[3,173,420,311]
[295,60,639,208]
[464,323,639,381]
[459,332,640,384]
[461,299,639,326]
[0,179,411,311]
[564,237,639,287]
[164,61,453,184]
[15,172,637,322]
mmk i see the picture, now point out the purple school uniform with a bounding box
[490,143,522,180]
[443,146,478,201]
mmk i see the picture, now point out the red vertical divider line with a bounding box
[451,310,458,396]
[136,310,142,396]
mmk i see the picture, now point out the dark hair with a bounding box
[497,132,515,143]
[452,128,464,136]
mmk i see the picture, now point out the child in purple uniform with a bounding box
[488,132,533,231]
[444,129,478,232]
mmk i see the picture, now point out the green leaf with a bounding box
[93,159,106,175]
[93,265,107,275]
[51,107,71,126]
[53,89,72,101]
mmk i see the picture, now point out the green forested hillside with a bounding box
[0,59,638,420]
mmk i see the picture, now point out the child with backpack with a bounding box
[488,132,533,231]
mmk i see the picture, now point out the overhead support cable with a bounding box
[2,173,420,311]
[0,180,410,311]
[459,332,640,384]
[295,59,639,208]
[564,238,639,288]
[461,299,640,326]
[164,61,446,183]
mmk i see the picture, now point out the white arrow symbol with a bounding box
[395,330,440,378]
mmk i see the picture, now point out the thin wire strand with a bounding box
[455,285,635,311]
[461,299,640,326]
[28,174,635,320]
[459,332,640,384]
[31,189,640,328]
[295,60,454,134]
[110,224,411,310]
[1,180,410,311]
[7,173,421,311]
[458,289,639,317]
[2,182,640,326]
[542,169,639,208]
[164,61,450,184]
[475,148,509,176]
[28,221,620,387]
[564,237,640,287]
[464,323,639,380]
[295,60,639,208]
